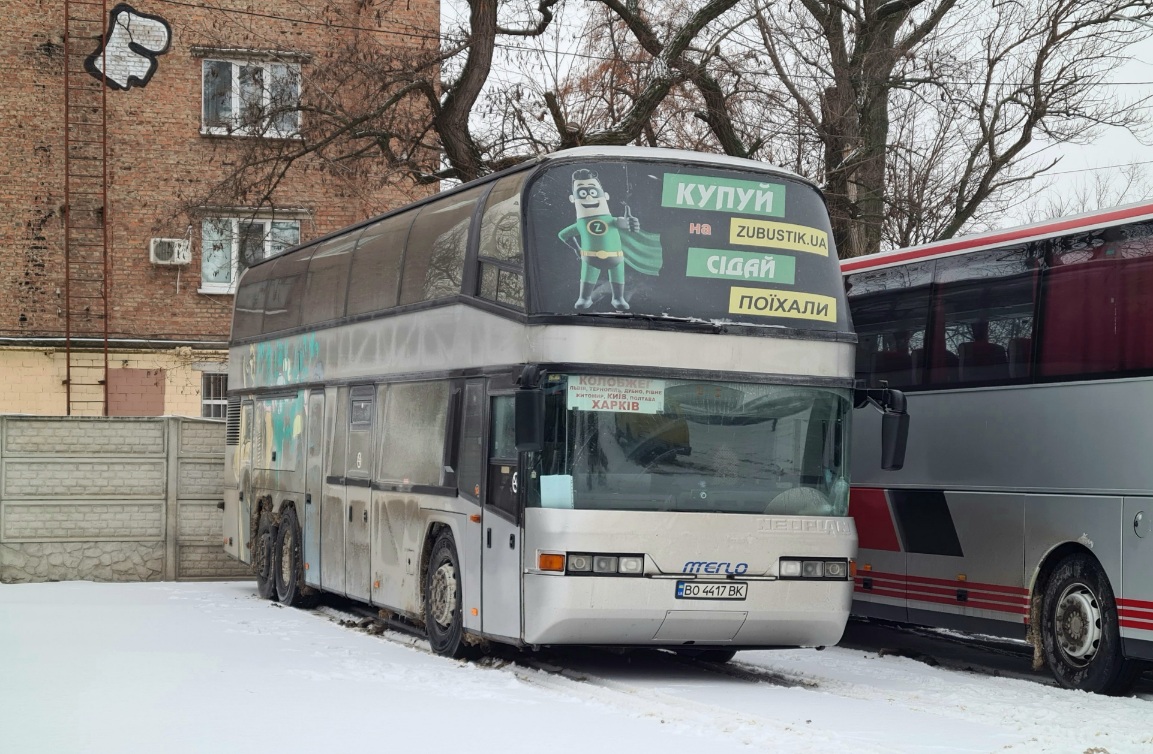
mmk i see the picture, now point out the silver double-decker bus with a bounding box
[844,202,1153,694]
[221,146,906,660]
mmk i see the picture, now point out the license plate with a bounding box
[675,581,748,600]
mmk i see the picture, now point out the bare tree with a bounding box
[744,0,1153,256]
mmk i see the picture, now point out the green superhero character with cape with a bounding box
[558,169,663,310]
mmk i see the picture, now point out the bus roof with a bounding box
[536,146,814,187]
[841,199,1153,273]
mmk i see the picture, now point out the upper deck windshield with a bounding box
[531,375,851,516]
[526,159,849,332]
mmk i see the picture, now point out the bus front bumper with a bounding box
[522,573,851,648]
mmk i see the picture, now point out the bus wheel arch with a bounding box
[1029,546,1138,695]
[421,525,470,659]
[273,503,318,608]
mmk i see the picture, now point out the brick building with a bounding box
[0,0,435,416]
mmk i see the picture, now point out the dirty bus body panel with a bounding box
[223,146,879,658]
[843,202,1153,694]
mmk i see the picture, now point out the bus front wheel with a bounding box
[254,510,277,600]
[1039,553,1138,695]
[274,506,318,608]
[424,530,469,659]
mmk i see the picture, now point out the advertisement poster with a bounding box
[527,160,849,332]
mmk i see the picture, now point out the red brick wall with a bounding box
[0,0,439,343]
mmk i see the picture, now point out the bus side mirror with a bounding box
[515,389,544,452]
[854,383,909,471]
[881,411,909,471]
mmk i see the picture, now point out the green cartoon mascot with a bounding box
[558,169,663,310]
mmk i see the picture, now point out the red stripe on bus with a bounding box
[848,487,901,552]
[854,586,906,601]
[841,202,1153,272]
[905,583,1028,606]
[855,574,906,588]
[1120,617,1153,632]
[907,592,1029,615]
[1118,607,1153,622]
[1118,597,1153,611]
[903,572,1028,596]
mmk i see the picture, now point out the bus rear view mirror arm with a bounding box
[854,382,909,471]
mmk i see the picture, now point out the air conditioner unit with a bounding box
[150,238,191,266]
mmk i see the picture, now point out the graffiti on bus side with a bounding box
[244,334,322,390]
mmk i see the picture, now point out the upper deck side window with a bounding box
[476,173,529,310]
[400,185,487,306]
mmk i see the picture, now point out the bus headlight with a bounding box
[823,561,847,579]
[618,556,643,574]
[779,559,802,578]
[564,552,644,576]
[593,555,619,573]
[567,554,593,573]
[779,557,849,580]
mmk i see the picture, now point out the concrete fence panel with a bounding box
[0,416,250,583]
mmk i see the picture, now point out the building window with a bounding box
[201,217,300,293]
[202,59,300,136]
[202,373,228,418]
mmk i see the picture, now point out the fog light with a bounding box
[824,561,847,579]
[618,556,643,575]
[802,561,824,578]
[593,555,619,573]
[567,554,593,573]
[780,559,801,578]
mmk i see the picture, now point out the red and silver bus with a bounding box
[843,202,1153,694]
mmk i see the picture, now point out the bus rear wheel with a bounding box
[1039,553,1138,695]
[424,530,469,659]
[254,510,277,600]
[274,506,318,608]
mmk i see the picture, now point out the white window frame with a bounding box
[201,373,229,419]
[201,58,301,137]
[200,217,301,294]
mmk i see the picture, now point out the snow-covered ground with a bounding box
[2,581,1150,754]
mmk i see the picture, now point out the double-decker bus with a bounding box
[221,146,906,660]
[844,202,1153,694]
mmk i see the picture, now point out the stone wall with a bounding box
[0,416,249,583]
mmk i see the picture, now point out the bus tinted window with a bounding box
[346,212,411,316]
[527,161,848,331]
[1039,222,1153,378]
[232,261,278,340]
[400,186,486,305]
[933,246,1038,385]
[845,262,933,388]
[377,381,450,486]
[477,173,527,310]
[262,250,311,334]
[302,232,358,325]
[456,380,484,500]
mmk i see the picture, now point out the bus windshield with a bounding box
[532,375,851,516]
[525,159,849,331]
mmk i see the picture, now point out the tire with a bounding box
[424,530,469,659]
[274,506,318,608]
[1039,553,1139,695]
[254,510,277,600]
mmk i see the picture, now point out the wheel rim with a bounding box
[429,562,458,628]
[1054,582,1102,665]
[279,527,294,588]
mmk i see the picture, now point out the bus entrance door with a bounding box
[481,394,523,642]
[303,390,325,588]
